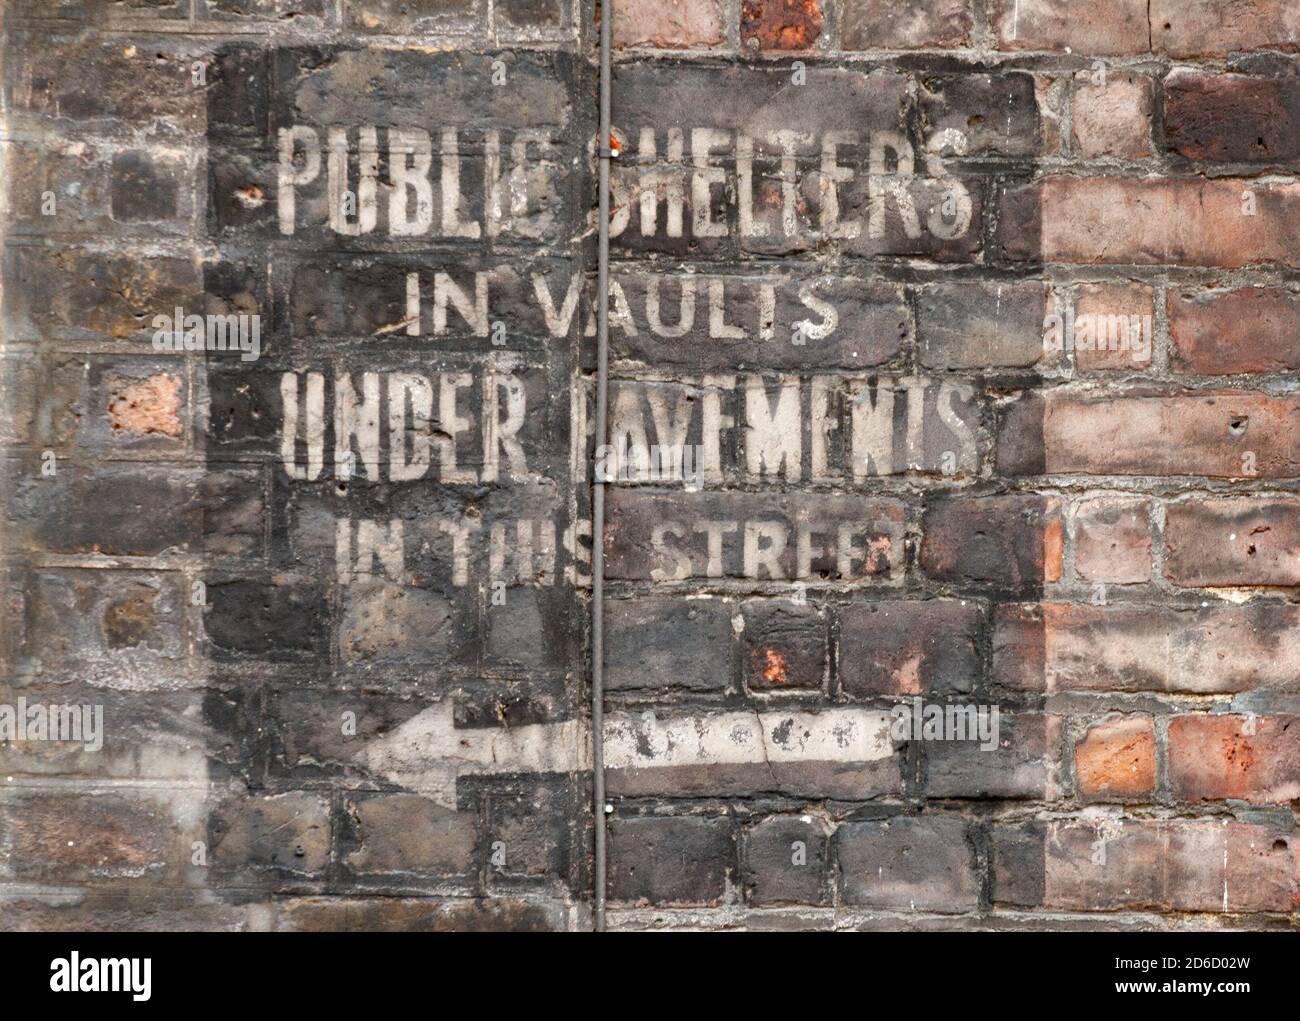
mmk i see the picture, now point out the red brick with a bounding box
[1074,714,1155,799]
[1000,392,1300,479]
[991,0,1150,56]
[741,0,824,51]
[612,0,727,50]
[1152,0,1300,57]
[1168,714,1300,804]
[1073,496,1151,583]
[1169,287,1300,374]
[993,601,1300,694]
[1164,498,1300,587]
[1165,71,1300,163]
[1072,72,1153,160]
[840,0,971,50]
[1001,176,1300,269]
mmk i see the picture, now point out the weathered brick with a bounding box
[919,72,1042,158]
[740,599,826,691]
[917,280,1049,369]
[995,818,1298,912]
[743,815,829,906]
[346,0,484,34]
[840,0,972,50]
[1164,497,1300,587]
[921,495,1063,591]
[0,685,232,782]
[205,575,330,660]
[6,569,186,687]
[0,788,203,884]
[3,463,259,558]
[999,393,1300,479]
[1001,177,1300,269]
[836,816,979,912]
[991,0,1150,55]
[1168,715,1300,804]
[1074,714,1156,800]
[484,782,575,887]
[209,790,332,880]
[7,0,189,20]
[1072,72,1153,160]
[608,816,734,906]
[201,0,329,26]
[495,0,567,35]
[1152,0,1300,57]
[1069,281,1155,372]
[338,580,455,666]
[606,595,735,692]
[2,246,204,344]
[922,713,1063,799]
[612,0,727,50]
[1169,287,1300,374]
[995,601,1300,694]
[6,140,195,237]
[1073,496,1151,583]
[5,33,205,137]
[1165,71,1300,163]
[741,0,825,51]
[837,598,983,697]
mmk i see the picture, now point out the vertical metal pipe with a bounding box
[591,0,612,933]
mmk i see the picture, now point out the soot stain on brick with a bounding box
[194,40,594,918]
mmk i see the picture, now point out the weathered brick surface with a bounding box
[1074,714,1156,800]
[993,819,1298,912]
[2,0,1298,934]
[1167,715,1300,804]
[1169,287,1300,374]
[1072,73,1153,160]
[1165,70,1300,163]
[991,0,1151,56]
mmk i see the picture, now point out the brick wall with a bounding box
[2,0,1298,931]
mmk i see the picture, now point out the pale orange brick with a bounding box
[1074,714,1156,798]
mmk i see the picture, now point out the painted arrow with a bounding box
[357,702,895,807]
